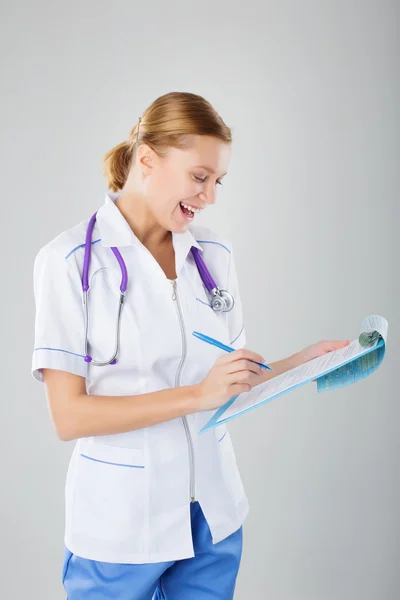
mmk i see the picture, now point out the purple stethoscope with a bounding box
[82,212,235,366]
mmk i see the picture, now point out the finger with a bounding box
[226,371,263,388]
[225,359,263,376]
[323,339,351,352]
[217,348,266,366]
[230,383,253,395]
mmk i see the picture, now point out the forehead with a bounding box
[168,135,231,174]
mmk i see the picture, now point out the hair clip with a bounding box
[136,117,142,143]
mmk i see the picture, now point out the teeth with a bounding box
[180,203,201,213]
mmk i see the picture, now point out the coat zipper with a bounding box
[170,279,196,503]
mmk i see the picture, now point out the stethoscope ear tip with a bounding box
[84,354,118,365]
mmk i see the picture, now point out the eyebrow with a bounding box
[194,165,228,177]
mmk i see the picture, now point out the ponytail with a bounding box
[103,140,134,192]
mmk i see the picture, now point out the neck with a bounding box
[115,189,171,250]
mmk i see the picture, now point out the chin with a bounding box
[166,206,191,233]
[169,221,188,234]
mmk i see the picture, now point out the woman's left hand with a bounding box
[298,339,351,364]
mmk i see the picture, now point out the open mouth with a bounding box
[179,202,198,220]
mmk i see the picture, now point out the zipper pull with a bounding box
[170,279,177,301]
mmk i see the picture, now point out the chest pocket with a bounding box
[189,249,231,351]
[195,289,230,344]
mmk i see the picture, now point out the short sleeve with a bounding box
[226,243,247,350]
[31,245,88,383]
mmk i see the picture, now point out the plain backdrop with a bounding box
[1,1,399,598]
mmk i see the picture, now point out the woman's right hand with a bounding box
[192,348,266,412]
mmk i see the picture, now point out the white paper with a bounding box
[219,314,388,423]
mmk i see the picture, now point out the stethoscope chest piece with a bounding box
[210,289,235,312]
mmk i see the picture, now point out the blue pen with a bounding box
[192,331,272,370]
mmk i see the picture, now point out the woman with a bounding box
[32,91,349,599]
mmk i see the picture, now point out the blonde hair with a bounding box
[103,92,232,192]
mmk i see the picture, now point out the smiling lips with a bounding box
[180,202,203,213]
[179,202,203,221]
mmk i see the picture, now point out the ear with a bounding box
[136,144,156,176]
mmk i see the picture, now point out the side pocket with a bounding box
[78,438,145,468]
[195,296,230,345]
[217,425,228,444]
[71,440,147,550]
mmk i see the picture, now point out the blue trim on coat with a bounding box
[65,239,102,260]
[34,347,85,358]
[196,240,231,253]
[64,238,228,260]
[80,453,144,469]
[231,326,244,345]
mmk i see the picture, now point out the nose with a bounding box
[199,184,216,206]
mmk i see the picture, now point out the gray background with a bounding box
[1,1,399,598]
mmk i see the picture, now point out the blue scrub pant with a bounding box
[62,501,243,599]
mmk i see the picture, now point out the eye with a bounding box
[194,176,206,183]
[193,175,223,186]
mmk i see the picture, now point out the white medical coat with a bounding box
[32,191,249,564]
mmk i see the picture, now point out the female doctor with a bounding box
[32,91,350,600]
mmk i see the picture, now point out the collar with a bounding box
[95,191,204,275]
